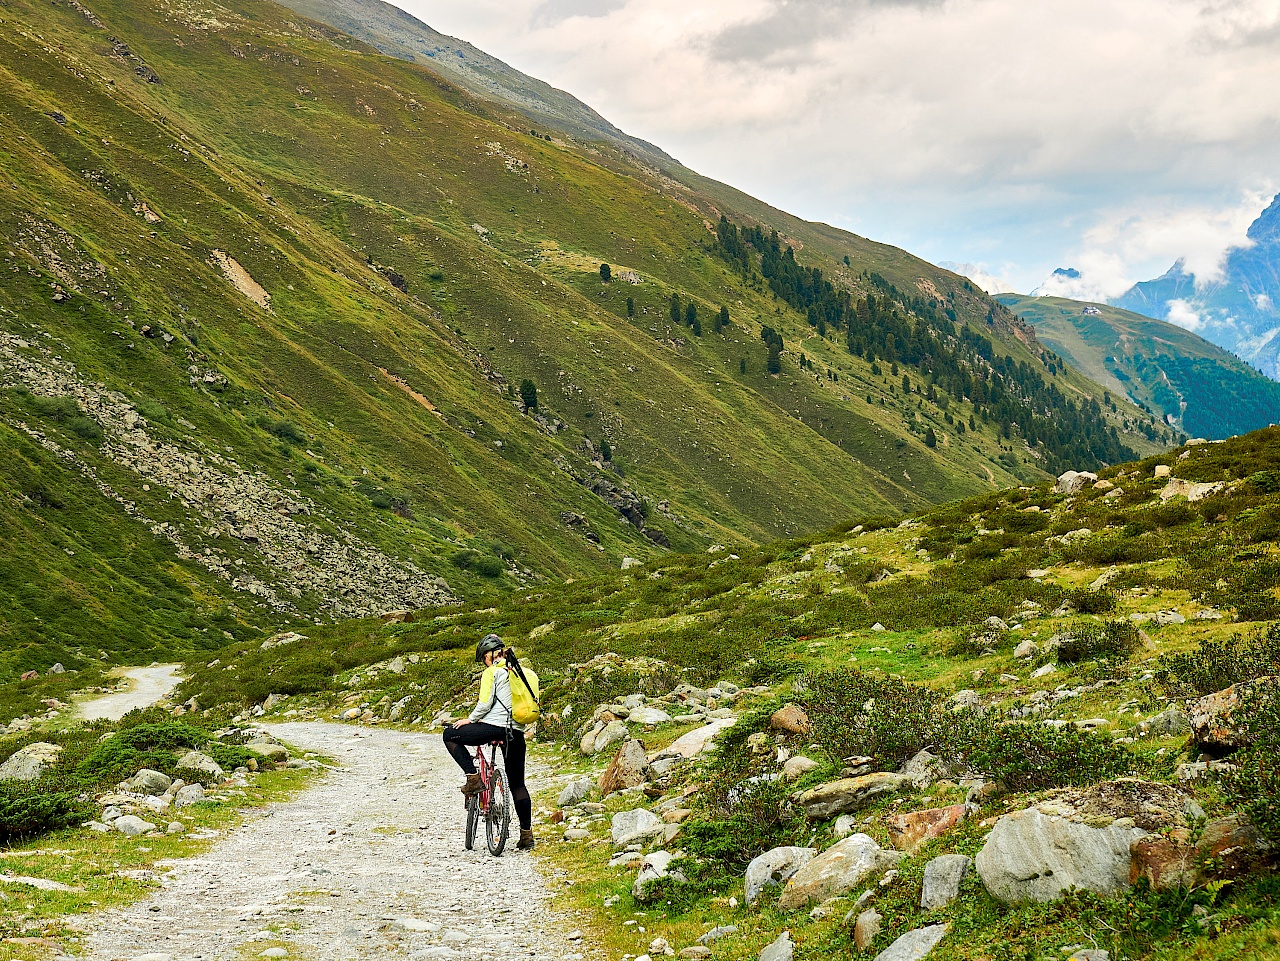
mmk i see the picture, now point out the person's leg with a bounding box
[504,731,532,831]
[443,723,508,778]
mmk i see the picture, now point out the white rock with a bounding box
[612,808,664,847]
[920,854,971,909]
[745,846,817,905]
[873,924,949,961]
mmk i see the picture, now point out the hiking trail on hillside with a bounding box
[78,665,185,722]
[74,722,585,961]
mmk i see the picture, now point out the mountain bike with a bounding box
[464,738,511,855]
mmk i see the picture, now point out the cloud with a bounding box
[939,262,1019,295]
[392,0,1280,292]
[1166,298,1205,330]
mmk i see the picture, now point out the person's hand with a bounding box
[454,719,470,727]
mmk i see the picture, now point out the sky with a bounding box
[396,0,1280,303]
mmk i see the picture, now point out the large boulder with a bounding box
[792,773,910,819]
[1188,678,1275,753]
[1130,815,1273,888]
[177,751,225,779]
[581,719,628,756]
[976,808,1146,902]
[113,815,157,836]
[885,804,970,854]
[1055,470,1097,495]
[611,808,664,847]
[245,738,289,763]
[558,778,596,807]
[873,924,948,961]
[128,769,173,795]
[599,739,652,796]
[744,846,817,905]
[661,718,735,758]
[777,833,903,910]
[173,782,206,809]
[770,704,811,735]
[759,931,793,961]
[633,850,686,902]
[0,742,62,781]
[920,854,971,910]
[628,707,673,726]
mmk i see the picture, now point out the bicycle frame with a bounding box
[472,742,496,809]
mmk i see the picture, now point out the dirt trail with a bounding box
[78,665,185,722]
[76,722,583,961]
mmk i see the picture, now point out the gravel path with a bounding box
[77,723,585,961]
[78,665,185,722]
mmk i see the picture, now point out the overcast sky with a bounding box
[396,0,1280,301]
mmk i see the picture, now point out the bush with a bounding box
[1062,587,1118,615]
[0,783,92,841]
[76,721,208,783]
[473,556,504,577]
[949,715,1132,793]
[1157,625,1280,697]
[1055,619,1140,663]
[1222,684,1280,845]
[803,670,943,769]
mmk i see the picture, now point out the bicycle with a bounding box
[464,738,511,855]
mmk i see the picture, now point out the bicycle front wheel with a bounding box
[485,746,511,856]
[465,793,479,850]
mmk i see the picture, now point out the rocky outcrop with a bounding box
[769,704,811,735]
[580,719,628,756]
[777,833,903,910]
[1055,471,1097,494]
[1189,678,1275,753]
[885,804,970,854]
[1130,815,1273,888]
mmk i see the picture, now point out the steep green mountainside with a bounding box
[272,0,675,165]
[0,0,1161,678]
[998,294,1280,440]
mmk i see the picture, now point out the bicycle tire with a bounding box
[464,793,479,850]
[485,744,511,856]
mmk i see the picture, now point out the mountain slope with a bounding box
[0,0,1164,677]
[998,294,1280,440]
[1112,193,1280,378]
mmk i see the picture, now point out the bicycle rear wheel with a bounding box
[485,745,511,856]
[465,793,479,850]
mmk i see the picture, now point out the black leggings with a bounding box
[442,722,532,831]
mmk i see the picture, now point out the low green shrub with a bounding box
[1157,624,1280,696]
[0,782,92,841]
[949,715,1132,793]
[76,721,209,782]
[1055,619,1140,663]
[1062,587,1118,614]
[1222,683,1280,846]
[803,669,943,769]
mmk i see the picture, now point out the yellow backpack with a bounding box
[506,659,541,725]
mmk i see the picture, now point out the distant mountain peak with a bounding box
[1052,267,1081,279]
[1246,192,1280,245]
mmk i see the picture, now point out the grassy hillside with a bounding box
[998,294,1280,440]
[177,426,1280,961]
[0,0,1165,678]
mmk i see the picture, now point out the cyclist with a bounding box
[442,633,535,850]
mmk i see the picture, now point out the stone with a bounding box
[758,931,793,961]
[1130,707,1191,738]
[1153,464,1172,478]
[621,556,642,570]
[854,909,882,951]
[984,615,1008,631]
[1031,663,1057,679]
[871,623,887,632]
[246,739,289,763]
[612,808,664,847]
[976,808,1147,902]
[1189,678,1276,752]
[1159,478,1224,502]
[873,924,949,961]
[663,808,693,824]
[0,742,62,781]
[1129,814,1272,888]
[558,778,596,807]
[113,815,158,836]
[629,707,673,725]
[778,833,904,910]
[770,704,811,735]
[176,751,225,778]
[166,821,185,834]
[793,773,911,819]
[920,854,971,909]
[696,926,738,945]
[833,814,859,838]
[783,755,820,780]
[1068,952,1109,961]
[950,690,980,711]
[581,719,628,756]
[633,850,687,902]
[885,804,970,854]
[599,739,652,796]
[173,783,206,809]
[745,846,818,904]
[129,769,173,795]
[562,829,590,841]
[1013,640,1039,660]
[49,662,66,673]
[679,948,712,959]
[1055,470,1097,494]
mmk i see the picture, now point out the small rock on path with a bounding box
[77,722,579,961]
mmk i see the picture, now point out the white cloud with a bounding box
[1166,298,1205,330]
[939,262,1018,295]
[395,0,1280,291]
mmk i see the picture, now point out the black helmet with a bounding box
[476,633,504,663]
